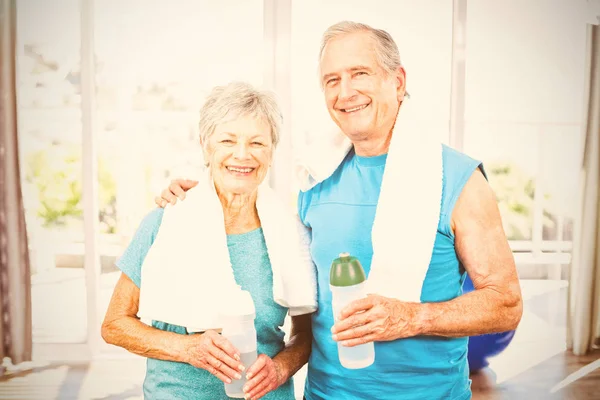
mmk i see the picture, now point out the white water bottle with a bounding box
[220,289,258,398]
[330,253,375,369]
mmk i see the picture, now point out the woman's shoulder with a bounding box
[126,207,166,254]
[129,207,165,244]
[115,208,165,287]
[140,207,165,233]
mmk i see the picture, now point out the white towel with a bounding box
[138,173,318,332]
[295,103,443,302]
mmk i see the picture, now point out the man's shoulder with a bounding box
[439,144,485,224]
[297,152,357,222]
[441,144,485,183]
[300,151,354,196]
[441,144,481,172]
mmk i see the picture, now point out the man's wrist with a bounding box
[412,301,434,336]
[273,358,287,387]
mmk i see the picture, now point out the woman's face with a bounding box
[204,114,274,196]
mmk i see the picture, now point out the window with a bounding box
[17,0,88,344]
[463,0,586,276]
[17,0,266,357]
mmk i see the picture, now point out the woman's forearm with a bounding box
[273,315,312,383]
[102,315,189,363]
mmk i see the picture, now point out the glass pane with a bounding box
[540,126,581,242]
[463,0,586,243]
[93,0,265,349]
[464,123,540,240]
[464,1,587,124]
[17,0,87,343]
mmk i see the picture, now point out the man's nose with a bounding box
[338,77,358,102]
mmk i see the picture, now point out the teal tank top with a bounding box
[297,144,483,400]
[116,208,295,399]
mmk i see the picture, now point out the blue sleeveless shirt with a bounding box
[297,144,483,400]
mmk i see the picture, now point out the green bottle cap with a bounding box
[330,252,366,287]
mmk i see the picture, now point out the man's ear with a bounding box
[395,66,407,101]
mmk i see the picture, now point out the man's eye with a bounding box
[326,78,338,86]
[252,142,264,146]
[355,71,367,77]
[220,140,234,144]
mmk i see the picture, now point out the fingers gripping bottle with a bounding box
[221,289,258,398]
[330,253,375,369]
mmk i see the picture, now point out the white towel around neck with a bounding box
[137,173,318,332]
[295,102,443,302]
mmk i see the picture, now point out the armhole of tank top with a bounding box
[440,162,484,239]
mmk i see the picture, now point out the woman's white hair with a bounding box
[318,21,409,97]
[198,81,282,148]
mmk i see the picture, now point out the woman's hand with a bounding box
[182,330,245,383]
[154,178,198,208]
[243,354,284,400]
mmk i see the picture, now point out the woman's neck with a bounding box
[217,189,261,234]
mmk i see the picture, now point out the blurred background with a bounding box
[1,0,600,399]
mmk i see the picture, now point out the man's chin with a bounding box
[340,126,370,140]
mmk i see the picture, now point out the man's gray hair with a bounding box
[198,81,282,148]
[319,21,408,96]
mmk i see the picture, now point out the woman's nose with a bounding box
[233,143,250,159]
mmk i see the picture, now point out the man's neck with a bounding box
[353,103,401,157]
[353,135,391,157]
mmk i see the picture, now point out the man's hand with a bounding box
[243,354,284,400]
[331,294,420,347]
[154,179,198,208]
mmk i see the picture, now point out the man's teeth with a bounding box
[343,104,368,113]
[227,167,254,173]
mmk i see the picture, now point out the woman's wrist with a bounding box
[176,333,193,364]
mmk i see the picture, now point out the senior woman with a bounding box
[102,82,316,400]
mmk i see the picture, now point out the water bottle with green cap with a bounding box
[330,253,375,369]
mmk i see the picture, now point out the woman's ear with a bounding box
[200,136,210,167]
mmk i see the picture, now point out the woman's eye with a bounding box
[252,142,264,146]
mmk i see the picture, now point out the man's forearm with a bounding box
[273,327,312,383]
[102,315,188,363]
[414,286,522,337]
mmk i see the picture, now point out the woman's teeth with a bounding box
[227,167,254,173]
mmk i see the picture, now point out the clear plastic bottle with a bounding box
[330,253,375,369]
[220,288,257,398]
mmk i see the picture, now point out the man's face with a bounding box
[320,32,406,144]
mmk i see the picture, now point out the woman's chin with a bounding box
[221,183,260,196]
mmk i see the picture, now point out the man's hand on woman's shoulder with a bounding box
[154,178,198,208]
